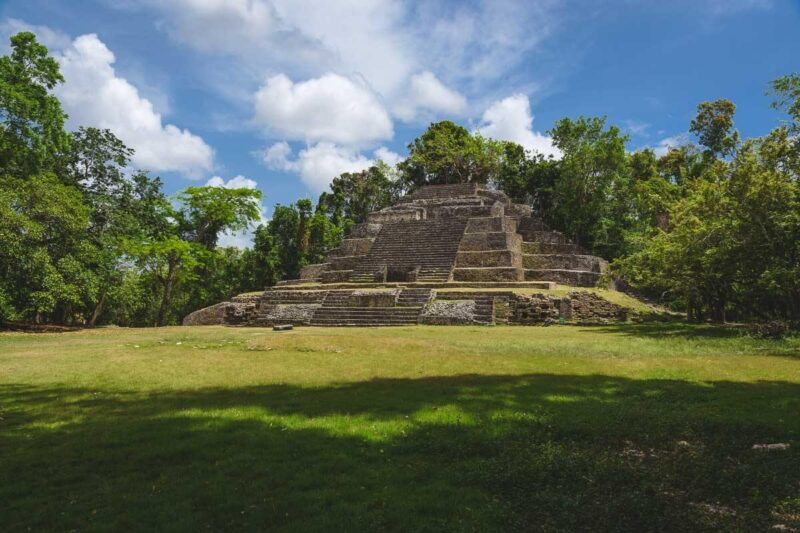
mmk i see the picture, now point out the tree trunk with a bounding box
[88,290,107,327]
[156,256,179,327]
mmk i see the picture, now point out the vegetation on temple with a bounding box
[1,32,798,326]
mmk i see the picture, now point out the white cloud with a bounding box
[56,34,214,177]
[652,133,690,157]
[261,141,375,194]
[373,146,403,167]
[412,1,561,88]
[144,0,414,98]
[477,94,560,158]
[261,141,293,168]
[137,0,562,110]
[394,71,467,121]
[0,18,72,52]
[205,175,266,248]
[253,73,393,145]
[206,175,258,190]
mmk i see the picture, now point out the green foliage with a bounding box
[690,99,739,158]
[176,186,262,250]
[548,116,631,257]
[399,120,504,188]
[251,196,345,284]
[0,32,70,179]
[616,128,800,322]
[769,73,800,135]
[329,163,398,223]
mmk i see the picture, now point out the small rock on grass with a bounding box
[752,443,790,451]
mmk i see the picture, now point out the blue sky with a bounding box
[1,0,798,244]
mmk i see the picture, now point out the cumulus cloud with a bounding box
[253,73,393,145]
[206,175,258,190]
[138,0,562,108]
[477,94,560,158]
[261,141,378,193]
[373,146,403,167]
[205,175,266,248]
[0,18,72,52]
[143,0,414,97]
[56,34,214,177]
[395,71,467,121]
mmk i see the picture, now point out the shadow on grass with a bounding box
[590,322,751,339]
[2,374,799,532]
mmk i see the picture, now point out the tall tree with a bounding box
[398,121,503,188]
[329,163,398,223]
[689,99,739,158]
[549,116,630,257]
[0,32,70,179]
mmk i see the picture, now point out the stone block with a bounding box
[330,238,374,257]
[428,203,503,219]
[458,232,521,251]
[456,250,521,268]
[182,302,229,325]
[327,255,363,271]
[346,223,383,238]
[464,216,517,233]
[299,263,328,280]
[452,267,524,282]
[320,270,353,283]
[523,254,602,271]
[367,209,423,223]
[525,269,601,287]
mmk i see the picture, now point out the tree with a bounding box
[0,32,70,179]
[548,116,631,257]
[398,121,503,188]
[307,211,342,264]
[0,173,91,322]
[616,120,800,322]
[176,186,262,250]
[689,99,739,158]
[494,142,560,220]
[769,74,800,133]
[329,163,398,223]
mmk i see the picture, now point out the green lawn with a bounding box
[1,325,799,531]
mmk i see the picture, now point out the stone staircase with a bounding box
[309,288,431,326]
[351,219,468,282]
[396,287,434,306]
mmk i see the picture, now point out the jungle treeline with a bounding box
[1,32,798,326]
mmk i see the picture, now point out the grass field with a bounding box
[2,324,799,531]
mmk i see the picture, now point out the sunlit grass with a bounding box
[1,325,799,531]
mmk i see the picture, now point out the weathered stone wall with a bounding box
[252,304,320,325]
[299,263,328,281]
[420,300,476,325]
[513,294,566,324]
[183,288,633,327]
[568,291,628,322]
[182,302,229,325]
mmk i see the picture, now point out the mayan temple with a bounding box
[184,183,634,327]
[300,182,605,286]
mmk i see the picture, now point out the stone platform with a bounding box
[184,184,629,327]
[183,286,632,327]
